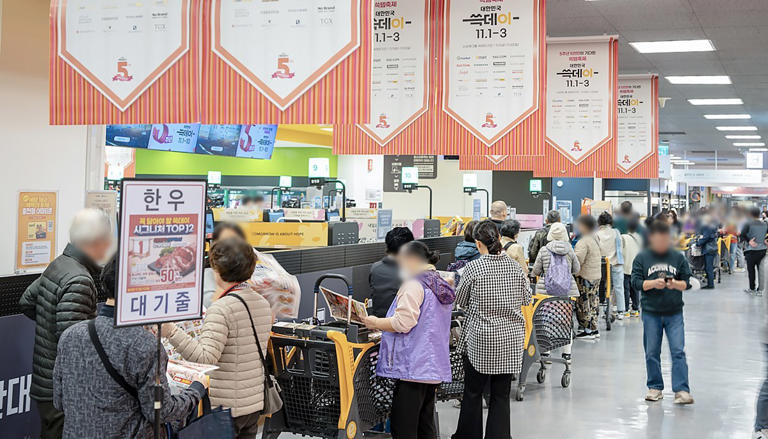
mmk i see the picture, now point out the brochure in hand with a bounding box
[320,286,368,324]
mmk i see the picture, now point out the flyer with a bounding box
[320,286,368,324]
[15,192,58,272]
[443,0,539,146]
[616,75,657,173]
[211,0,360,110]
[358,0,430,146]
[117,180,206,327]
[546,36,615,164]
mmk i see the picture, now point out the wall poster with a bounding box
[15,192,58,273]
[117,180,206,327]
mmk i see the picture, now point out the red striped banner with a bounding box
[50,0,200,125]
[459,154,541,171]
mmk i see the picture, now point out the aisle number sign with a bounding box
[402,167,419,184]
[463,174,478,191]
[529,179,543,193]
[15,192,57,273]
[116,180,206,327]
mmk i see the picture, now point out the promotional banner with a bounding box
[117,180,206,327]
[537,36,618,177]
[598,74,659,178]
[147,124,201,153]
[15,192,57,273]
[50,0,199,124]
[459,154,540,171]
[203,0,370,124]
[437,0,545,156]
[241,222,329,247]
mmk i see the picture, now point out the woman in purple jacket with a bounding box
[363,241,456,439]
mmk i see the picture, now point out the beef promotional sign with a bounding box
[443,0,539,146]
[117,180,206,327]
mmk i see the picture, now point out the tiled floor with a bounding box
[435,271,765,438]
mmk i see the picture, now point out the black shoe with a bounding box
[576,331,595,340]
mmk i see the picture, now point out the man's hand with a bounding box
[750,238,758,248]
[362,315,379,330]
[644,278,666,291]
[666,279,687,291]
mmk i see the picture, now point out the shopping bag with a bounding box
[177,395,235,439]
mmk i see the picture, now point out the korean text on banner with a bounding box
[16,192,58,273]
[117,180,206,327]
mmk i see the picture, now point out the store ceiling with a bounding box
[547,0,768,167]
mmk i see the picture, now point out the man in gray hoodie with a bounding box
[741,207,768,294]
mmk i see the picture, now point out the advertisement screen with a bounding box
[147,124,201,153]
[195,124,242,157]
[236,125,279,159]
[106,125,152,148]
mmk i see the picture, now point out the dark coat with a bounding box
[527,224,552,264]
[19,243,101,401]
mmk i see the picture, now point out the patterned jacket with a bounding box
[456,254,531,375]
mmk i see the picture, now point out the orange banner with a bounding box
[16,192,58,272]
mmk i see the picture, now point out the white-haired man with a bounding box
[20,208,113,439]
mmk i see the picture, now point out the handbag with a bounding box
[177,394,235,439]
[230,293,283,416]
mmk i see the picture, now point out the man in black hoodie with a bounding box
[632,220,693,405]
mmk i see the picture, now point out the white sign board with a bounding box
[443,0,539,146]
[402,167,419,184]
[358,0,430,145]
[463,173,478,189]
[746,152,765,170]
[212,0,360,110]
[58,0,190,111]
[671,169,763,186]
[546,36,614,164]
[117,180,206,327]
[309,158,331,178]
[617,75,656,172]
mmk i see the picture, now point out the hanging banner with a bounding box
[50,0,198,124]
[459,154,539,171]
[117,180,206,327]
[598,74,659,178]
[15,192,58,273]
[536,36,618,176]
[203,0,369,124]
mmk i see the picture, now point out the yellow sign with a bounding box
[16,191,57,272]
[212,207,264,222]
[242,222,328,248]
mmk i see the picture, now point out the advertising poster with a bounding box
[443,0,539,146]
[106,125,152,148]
[236,125,279,159]
[147,124,201,153]
[211,0,360,111]
[377,209,393,240]
[85,190,119,239]
[358,0,430,145]
[545,36,615,164]
[117,180,206,327]
[195,124,242,156]
[15,192,57,272]
[55,0,190,112]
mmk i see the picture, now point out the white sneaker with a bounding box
[674,391,694,404]
[645,389,663,401]
[616,312,624,320]
[753,429,768,439]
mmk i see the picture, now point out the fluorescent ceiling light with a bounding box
[320,127,333,132]
[667,76,731,85]
[734,143,765,147]
[716,126,758,131]
[630,39,715,54]
[704,114,751,120]
[726,135,761,139]
[688,98,743,106]
[749,148,768,152]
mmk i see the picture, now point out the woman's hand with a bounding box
[362,316,379,330]
[160,322,178,338]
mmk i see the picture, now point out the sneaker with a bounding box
[561,353,572,363]
[745,289,757,294]
[645,389,663,402]
[593,330,600,339]
[576,331,595,340]
[753,429,768,439]
[735,267,746,273]
[674,391,694,404]
[631,310,640,317]
[624,311,631,318]
[616,312,624,320]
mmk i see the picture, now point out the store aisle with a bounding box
[436,272,764,439]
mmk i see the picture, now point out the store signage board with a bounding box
[473,199,482,221]
[746,152,766,170]
[546,37,615,164]
[116,180,206,327]
[463,173,478,191]
[377,209,394,240]
[616,75,657,172]
[85,190,119,239]
[443,0,539,146]
[383,155,437,192]
[211,0,360,110]
[529,179,543,193]
[15,192,58,273]
[309,158,331,178]
[658,154,671,179]
[279,176,293,188]
[358,0,430,145]
[402,167,419,185]
[207,171,222,185]
[670,169,763,186]
[57,0,190,111]
[148,124,200,153]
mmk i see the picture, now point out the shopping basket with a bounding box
[436,310,466,402]
[515,294,574,401]
[263,274,394,439]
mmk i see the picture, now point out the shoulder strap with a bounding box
[87,319,139,400]
[503,241,514,251]
[229,293,274,388]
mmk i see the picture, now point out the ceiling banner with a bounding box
[459,154,540,171]
[202,0,369,124]
[50,0,199,124]
[597,74,659,178]
[536,35,618,177]
[436,0,545,156]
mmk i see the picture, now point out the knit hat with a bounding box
[547,222,569,242]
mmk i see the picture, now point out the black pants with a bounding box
[37,401,64,439]
[746,250,766,291]
[623,274,639,311]
[233,411,261,439]
[453,357,513,439]
[390,380,438,439]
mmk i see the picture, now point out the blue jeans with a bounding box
[642,311,689,392]
[704,253,716,288]
[756,345,768,431]
[611,265,625,313]
[729,242,737,271]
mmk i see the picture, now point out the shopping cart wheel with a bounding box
[515,387,524,401]
[536,367,546,384]
[561,372,571,388]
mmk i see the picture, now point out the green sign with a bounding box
[529,179,543,193]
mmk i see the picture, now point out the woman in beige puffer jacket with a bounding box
[164,238,272,437]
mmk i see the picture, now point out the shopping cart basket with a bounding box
[598,257,615,331]
[436,310,465,402]
[263,274,395,439]
[515,294,575,401]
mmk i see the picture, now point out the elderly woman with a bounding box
[533,222,581,297]
[500,219,528,275]
[453,220,531,439]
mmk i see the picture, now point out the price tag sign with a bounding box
[116,180,206,327]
